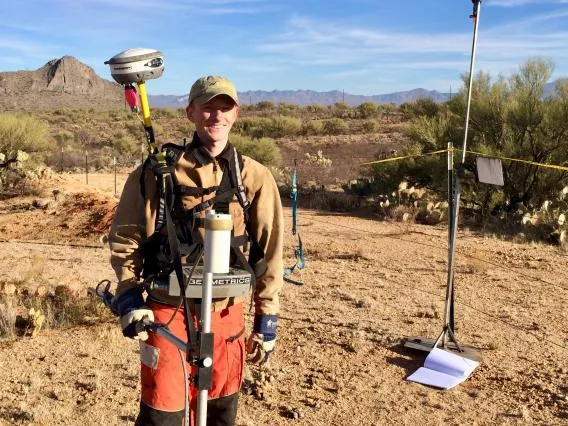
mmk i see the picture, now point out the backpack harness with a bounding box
[139,137,267,297]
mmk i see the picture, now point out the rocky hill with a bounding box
[0,56,123,111]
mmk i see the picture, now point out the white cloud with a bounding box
[255,15,568,72]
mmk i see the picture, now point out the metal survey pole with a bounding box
[447,141,455,332]
[197,271,213,426]
[196,211,231,426]
[442,0,482,347]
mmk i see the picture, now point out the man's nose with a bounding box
[210,109,222,119]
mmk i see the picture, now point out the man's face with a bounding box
[186,95,239,147]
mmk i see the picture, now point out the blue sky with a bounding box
[1,0,567,96]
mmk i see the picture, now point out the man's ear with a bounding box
[186,105,194,122]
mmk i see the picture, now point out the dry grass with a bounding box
[0,285,111,338]
[0,295,18,338]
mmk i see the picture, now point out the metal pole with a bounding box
[443,0,482,344]
[447,141,455,334]
[197,272,213,426]
[114,156,117,195]
[85,150,89,185]
[196,211,230,426]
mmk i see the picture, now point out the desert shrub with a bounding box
[256,101,275,111]
[125,121,145,138]
[0,114,52,166]
[0,287,112,338]
[361,119,379,133]
[305,150,332,167]
[230,134,281,167]
[357,102,379,119]
[233,117,267,138]
[0,114,53,188]
[405,114,457,151]
[0,295,18,338]
[322,118,348,135]
[177,121,195,136]
[304,104,327,118]
[37,286,107,328]
[265,116,302,138]
[301,120,324,136]
[153,108,178,118]
[400,97,440,118]
[234,116,301,138]
[277,103,302,117]
[113,134,139,156]
[372,58,568,234]
[331,102,350,117]
[298,189,366,212]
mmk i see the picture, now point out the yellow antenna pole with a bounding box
[137,81,158,154]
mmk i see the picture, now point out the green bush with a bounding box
[266,116,302,138]
[322,118,348,135]
[361,119,379,133]
[234,116,301,139]
[301,120,324,136]
[373,58,568,226]
[357,102,379,119]
[114,134,139,155]
[0,114,52,182]
[277,103,302,117]
[230,134,281,167]
[256,101,275,111]
[400,97,440,118]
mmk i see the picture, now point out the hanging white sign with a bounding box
[476,157,504,186]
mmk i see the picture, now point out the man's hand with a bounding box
[112,287,154,341]
[246,314,277,364]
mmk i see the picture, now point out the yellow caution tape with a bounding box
[360,149,449,166]
[464,149,568,172]
[361,147,568,172]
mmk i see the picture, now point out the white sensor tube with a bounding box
[204,210,232,274]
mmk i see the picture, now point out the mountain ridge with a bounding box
[0,57,565,110]
[148,88,453,108]
[0,56,122,111]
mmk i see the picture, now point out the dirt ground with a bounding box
[0,172,567,426]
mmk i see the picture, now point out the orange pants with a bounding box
[139,301,245,419]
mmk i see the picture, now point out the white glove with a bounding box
[119,308,154,341]
[246,332,276,364]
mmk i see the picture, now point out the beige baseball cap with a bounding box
[188,75,239,106]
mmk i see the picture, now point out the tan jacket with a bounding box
[109,138,283,316]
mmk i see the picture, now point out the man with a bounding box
[109,75,283,426]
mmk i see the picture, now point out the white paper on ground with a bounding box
[407,347,480,389]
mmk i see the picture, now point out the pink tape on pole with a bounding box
[124,85,139,111]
